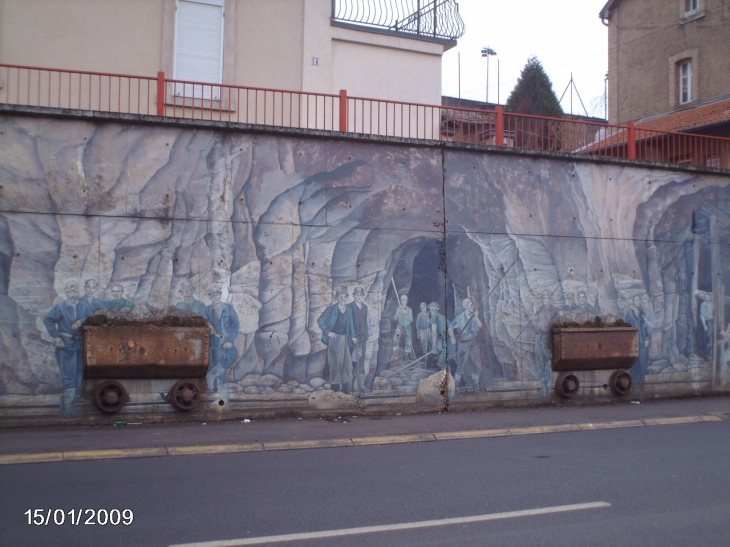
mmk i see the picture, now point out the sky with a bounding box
[441,0,609,118]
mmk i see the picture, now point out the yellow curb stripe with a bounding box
[434,429,511,440]
[540,424,582,433]
[63,448,167,461]
[507,424,582,435]
[167,443,264,455]
[0,452,64,465]
[1,413,723,465]
[578,420,644,430]
[509,426,545,435]
[351,433,436,446]
[642,416,704,426]
[263,439,354,451]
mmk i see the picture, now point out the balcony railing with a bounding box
[331,0,465,41]
[1,63,728,170]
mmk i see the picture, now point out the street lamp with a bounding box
[481,47,497,104]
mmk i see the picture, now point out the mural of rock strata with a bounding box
[0,114,728,419]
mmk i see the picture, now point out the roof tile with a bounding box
[636,99,730,133]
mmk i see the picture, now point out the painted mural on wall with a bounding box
[0,114,728,417]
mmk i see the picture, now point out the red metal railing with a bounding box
[634,126,730,168]
[162,74,342,131]
[503,110,630,159]
[2,64,729,170]
[0,64,158,115]
[347,94,446,140]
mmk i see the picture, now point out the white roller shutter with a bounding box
[174,0,224,100]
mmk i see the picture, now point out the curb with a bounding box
[0,414,724,466]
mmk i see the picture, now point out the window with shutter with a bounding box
[174,0,224,100]
[679,60,692,104]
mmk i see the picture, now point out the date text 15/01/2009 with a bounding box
[25,509,134,526]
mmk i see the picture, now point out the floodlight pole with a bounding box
[481,47,497,104]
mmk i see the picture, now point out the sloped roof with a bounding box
[600,0,622,20]
[584,98,730,152]
[636,98,730,133]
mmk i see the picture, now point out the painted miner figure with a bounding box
[318,288,357,394]
[80,279,105,313]
[624,294,651,386]
[348,287,369,393]
[43,280,92,416]
[104,283,135,313]
[416,302,431,357]
[532,291,558,393]
[175,283,205,315]
[721,322,730,371]
[429,301,455,373]
[392,294,414,359]
[563,291,578,312]
[203,285,240,400]
[577,290,598,316]
[449,298,483,390]
[699,292,714,360]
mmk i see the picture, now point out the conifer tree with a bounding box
[505,56,563,150]
[505,56,563,118]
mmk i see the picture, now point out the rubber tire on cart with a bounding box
[555,372,580,399]
[609,369,633,396]
[93,380,128,413]
[169,380,202,411]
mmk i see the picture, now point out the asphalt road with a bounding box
[2,419,729,547]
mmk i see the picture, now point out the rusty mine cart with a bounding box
[84,323,211,413]
[551,327,639,399]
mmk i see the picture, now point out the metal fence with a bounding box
[1,63,729,170]
[164,76,342,131]
[0,64,158,115]
[331,0,465,41]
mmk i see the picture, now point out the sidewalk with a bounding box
[1,396,728,464]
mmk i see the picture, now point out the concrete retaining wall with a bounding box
[1,110,728,424]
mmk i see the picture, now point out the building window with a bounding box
[174,0,224,100]
[684,0,699,15]
[679,60,692,104]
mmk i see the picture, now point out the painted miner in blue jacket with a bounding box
[347,286,369,393]
[449,298,484,390]
[104,283,135,312]
[79,279,105,313]
[175,283,205,315]
[43,280,92,415]
[317,288,356,393]
[203,285,240,397]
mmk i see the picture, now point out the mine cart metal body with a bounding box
[84,324,211,413]
[551,327,639,398]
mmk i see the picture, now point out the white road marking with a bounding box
[169,501,611,547]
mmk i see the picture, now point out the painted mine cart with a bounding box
[84,321,210,413]
[551,327,639,398]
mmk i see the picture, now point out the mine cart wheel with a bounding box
[169,380,202,411]
[93,380,128,413]
[609,369,633,396]
[555,372,580,399]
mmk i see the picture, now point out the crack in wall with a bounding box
[439,146,451,412]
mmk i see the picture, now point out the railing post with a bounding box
[339,89,348,132]
[495,106,504,146]
[157,71,166,117]
[627,121,636,159]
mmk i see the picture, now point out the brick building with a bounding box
[600,0,730,136]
